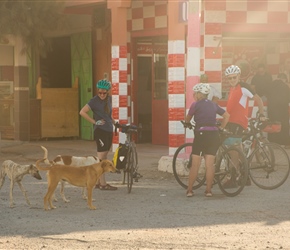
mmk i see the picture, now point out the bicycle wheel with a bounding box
[126,147,134,193]
[216,146,248,197]
[131,143,140,182]
[172,143,206,190]
[249,142,290,190]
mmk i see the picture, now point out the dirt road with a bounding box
[1,140,290,249]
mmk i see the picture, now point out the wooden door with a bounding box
[71,32,93,140]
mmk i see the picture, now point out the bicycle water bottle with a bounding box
[243,140,252,157]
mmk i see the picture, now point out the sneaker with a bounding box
[222,179,238,189]
[133,172,143,179]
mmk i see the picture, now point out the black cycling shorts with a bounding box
[192,130,220,156]
[94,128,113,152]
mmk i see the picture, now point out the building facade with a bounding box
[1,0,290,156]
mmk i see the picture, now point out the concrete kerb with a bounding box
[158,155,206,175]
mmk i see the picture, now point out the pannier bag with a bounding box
[112,143,129,170]
[262,121,281,133]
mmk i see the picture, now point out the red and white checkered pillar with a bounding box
[108,3,130,151]
[186,0,202,142]
[167,1,187,155]
[168,40,186,156]
[111,45,128,151]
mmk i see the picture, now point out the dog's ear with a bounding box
[100,160,108,168]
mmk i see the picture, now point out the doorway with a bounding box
[137,56,152,143]
[135,39,168,145]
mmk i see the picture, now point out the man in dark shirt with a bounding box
[251,63,272,98]
[267,73,290,147]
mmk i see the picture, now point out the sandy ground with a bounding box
[0,139,290,250]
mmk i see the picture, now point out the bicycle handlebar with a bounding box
[114,122,139,135]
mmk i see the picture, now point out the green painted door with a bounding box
[71,32,93,140]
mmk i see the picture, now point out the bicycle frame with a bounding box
[114,122,140,193]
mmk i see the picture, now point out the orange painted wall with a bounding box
[167,1,185,40]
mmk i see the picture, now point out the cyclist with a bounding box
[224,65,266,187]
[185,83,230,197]
[225,65,265,137]
[79,76,118,191]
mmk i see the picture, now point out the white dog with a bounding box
[0,160,42,207]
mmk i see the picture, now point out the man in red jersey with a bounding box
[224,65,266,188]
[225,65,265,137]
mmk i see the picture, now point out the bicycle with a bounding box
[114,122,142,193]
[172,121,249,197]
[242,118,290,190]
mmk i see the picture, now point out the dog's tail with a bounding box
[41,146,50,165]
[35,158,52,171]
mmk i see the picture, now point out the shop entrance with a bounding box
[135,39,168,145]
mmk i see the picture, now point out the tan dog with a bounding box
[41,146,100,203]
[36,152,117,210]
[0,160,42,207]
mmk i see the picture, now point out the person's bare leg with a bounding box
[204,155,215,194]
[187,154,201,195]
[97,151,108,186]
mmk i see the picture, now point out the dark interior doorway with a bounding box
[40,36,71,88]
[137,56,152,143]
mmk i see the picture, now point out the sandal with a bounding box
[205,191,213,197]
[186,191,194,197]
[99,184,118,191]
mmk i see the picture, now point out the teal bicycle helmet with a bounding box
[96,79,111,90]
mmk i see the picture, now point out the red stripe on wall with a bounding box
[119,71,127,82]
[205,71,222,83]
[144,17,155,30]
[168,81,185,94]
[247,0,268,11]
[132,7,143,19]
[267,12,288,24]
[204,0,226,11]
[119,96,128,107]
[169,134,186,147]
[112,107,119,118]
[205,23,222,35]
[119,46,127,58]
[155,4,167,16]
[205,47,222,59]
[226,11,247,23]
[168,54,185,67]
[111,83,119,94]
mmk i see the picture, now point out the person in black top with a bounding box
[267,73,290,147]
[251,63,272,99]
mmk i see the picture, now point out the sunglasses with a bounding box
[227,76,238,80]
[98,91,108,96]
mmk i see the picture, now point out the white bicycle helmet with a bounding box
[193,83,211,95]
[225,65,241,76]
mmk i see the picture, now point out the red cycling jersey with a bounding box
[226,82,255,129]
